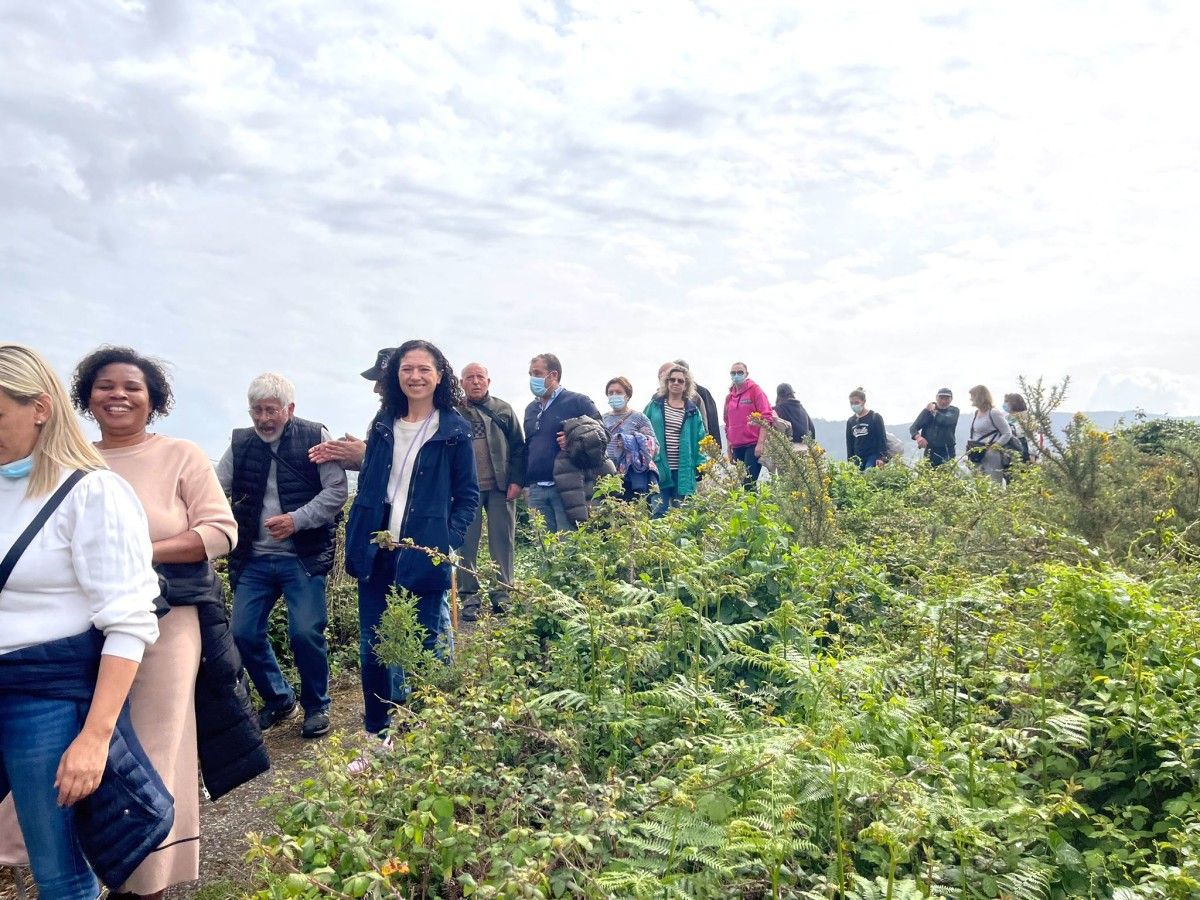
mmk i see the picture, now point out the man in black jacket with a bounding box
[218,373,347,739]
[673,359,722,449]
[909,387,960,466]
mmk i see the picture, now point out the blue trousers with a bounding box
[358,549,453,735]
[527,483,572,532]
[231,554,331,716]
[0,692,99,899]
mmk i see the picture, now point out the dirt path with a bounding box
[0,678,365,900]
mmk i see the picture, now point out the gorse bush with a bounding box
[247,417,1200,899]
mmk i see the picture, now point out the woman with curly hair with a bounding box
[34,345,256,900]
[343,340,479,762]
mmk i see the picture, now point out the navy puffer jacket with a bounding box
[345,409,480,594]
[0,629,174,890]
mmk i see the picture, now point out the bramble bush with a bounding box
[245,410,1200,898]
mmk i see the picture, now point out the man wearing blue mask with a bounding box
[522,353,602,532]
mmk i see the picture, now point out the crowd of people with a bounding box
[0,338,1039,898]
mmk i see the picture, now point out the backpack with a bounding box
[884,432,904,461]
[1003,433,1031,464]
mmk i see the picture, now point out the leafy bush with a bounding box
[243,430,1200,898]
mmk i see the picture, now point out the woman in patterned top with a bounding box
[643,365,704,516]
[602,376,657,501]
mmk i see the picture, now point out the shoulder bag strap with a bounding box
[0,470,87,594]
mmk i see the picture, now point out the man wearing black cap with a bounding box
[309,347,396,470]
[909,388,960,466]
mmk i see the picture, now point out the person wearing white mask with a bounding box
[602,377,657,501]
[520,354,602,532]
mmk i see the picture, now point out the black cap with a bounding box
[936,387,953,398]
[361,347,397,381]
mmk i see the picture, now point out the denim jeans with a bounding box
[527,483,572,532]
[358,548,454,735]
[731,444,762,486]
[0,691,99,899]
[231,554,330,716]
[651,470,682,518]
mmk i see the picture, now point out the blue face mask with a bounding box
[0,455,34,480]
[607,395,627,411]
[529,376,548,398]
[1002,402,1011,414]
[731,373,747,387]
[850,402,864,415]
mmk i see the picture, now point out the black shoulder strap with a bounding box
[0,470,87,594]
[472,401,519,445]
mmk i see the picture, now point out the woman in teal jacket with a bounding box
[643,363,704,515]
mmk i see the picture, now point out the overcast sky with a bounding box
[3,1,1197,456]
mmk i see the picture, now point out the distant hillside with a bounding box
[807,411,1200,462]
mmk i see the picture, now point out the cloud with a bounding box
[2,0,1198,454]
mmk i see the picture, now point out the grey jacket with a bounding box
[463,394,527,489]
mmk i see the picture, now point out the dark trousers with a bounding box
[357,549,453,735]
[731,444,762,486]
[927,445,955,466]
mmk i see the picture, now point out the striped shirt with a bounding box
[663,403,685,470]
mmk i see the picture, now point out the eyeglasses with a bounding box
[667,377,687,385]
[730,371,745,377]
[249,405,285,417]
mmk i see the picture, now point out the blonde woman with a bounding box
[966,384,1012,483]
[644,365,704,514]
[0,344,162,899]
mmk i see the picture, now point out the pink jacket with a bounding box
[724,378,774,448]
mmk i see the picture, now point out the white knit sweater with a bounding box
[0,468,160,661]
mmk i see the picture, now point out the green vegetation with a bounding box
[245,403,1200,898]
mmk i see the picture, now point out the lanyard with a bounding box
[388,411,436,507]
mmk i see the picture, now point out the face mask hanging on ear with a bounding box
[0,455,34,480]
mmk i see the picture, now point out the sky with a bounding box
[3,1,1198,456]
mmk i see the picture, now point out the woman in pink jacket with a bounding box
[723,361,773,487]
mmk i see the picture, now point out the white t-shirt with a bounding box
[0,468,160,661]
[386,411,439,539]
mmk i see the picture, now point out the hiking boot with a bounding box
[258,699,298,731]
[302,710,331,739]
[459,593,482,623]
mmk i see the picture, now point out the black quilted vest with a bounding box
[227,416,337,584]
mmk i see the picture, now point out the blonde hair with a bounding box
[969,384,994,411]
[658,365,696,402]
[0,344,105,497]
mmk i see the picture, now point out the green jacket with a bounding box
[643,396,704,496]
[461,395,527,489]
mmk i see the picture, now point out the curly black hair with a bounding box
[71,346,174,423]
[381,339,463,418]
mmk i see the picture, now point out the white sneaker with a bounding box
[346,732,394,775]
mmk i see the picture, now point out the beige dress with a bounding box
[0,434,237,894]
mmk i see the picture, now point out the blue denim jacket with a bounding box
[0,629,174,890]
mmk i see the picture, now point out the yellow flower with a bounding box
[381,859,410,877]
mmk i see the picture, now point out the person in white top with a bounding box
[0,343,160,899]
[343,340,479,768]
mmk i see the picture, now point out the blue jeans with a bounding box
[651,470,682,518]
[0,692,99,899]
[527,483,572,532]
[232,554,330,716]
[358,549,454,735]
